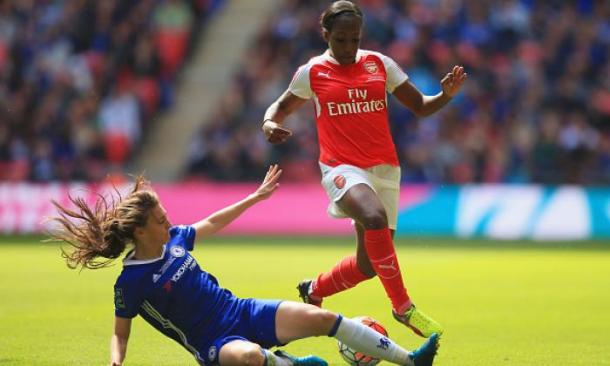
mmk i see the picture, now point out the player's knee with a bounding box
[308,308,339,335]
[238,344,265,366]
[360,210,387,229]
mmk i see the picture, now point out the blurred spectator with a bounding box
[153,0,194,78]
[98,82,140,164]
[0,0,223,182]
[187,0,610,185]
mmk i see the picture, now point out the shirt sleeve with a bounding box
[169,225,196,251]
[114,280,143,318]
[380,54,409,93]
[288,64,313,99]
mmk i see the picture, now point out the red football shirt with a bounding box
[289,49,408,168]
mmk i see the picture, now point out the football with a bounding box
[337,316,389,366]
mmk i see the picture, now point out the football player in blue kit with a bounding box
[50,165,439,366]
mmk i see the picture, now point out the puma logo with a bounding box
[378,261,397,271]
[317,71,331,79]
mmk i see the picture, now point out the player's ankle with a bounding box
[310,294,322,303]
[309,281,322,300]
[394,300,413,315]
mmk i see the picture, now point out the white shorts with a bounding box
[319,162,401,229]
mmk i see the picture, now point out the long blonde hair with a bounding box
[49,175,159,269]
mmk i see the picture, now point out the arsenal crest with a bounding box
[364,61,378,74]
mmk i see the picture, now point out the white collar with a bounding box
[123,245,166,266]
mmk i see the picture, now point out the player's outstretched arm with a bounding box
[393,65,467,117]
[192,165,282,238]
[262,90,307,144]
[110,316,131,366]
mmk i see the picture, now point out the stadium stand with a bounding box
[133,0,278,181]
[0,0,223,182]
[186,0,610,185]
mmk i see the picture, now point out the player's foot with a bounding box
[297,280,323,307]
[274,349,328,366]
[392,305,444,338]
[408,333,439,366]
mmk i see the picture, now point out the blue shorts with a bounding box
[200,299,283,365]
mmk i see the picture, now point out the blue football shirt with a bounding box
[113,225,245,362]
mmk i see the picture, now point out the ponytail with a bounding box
[49,175,159,269]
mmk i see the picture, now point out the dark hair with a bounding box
[49,175,159,270]
[320,1,363,32]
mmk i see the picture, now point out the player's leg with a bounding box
[338,182,443,338]
[217,339,325,366]
[227,300,326,366]
[355,222,377,277]
[217,340,266,366]
[357,224,396,276]
[376,176,445,338]
[274,301,439,366]
[298,225,374,306]
[299,166,377,306]
[337,184,412,309]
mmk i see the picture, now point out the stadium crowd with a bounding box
[187,0,610,185]
[0,0,221,182]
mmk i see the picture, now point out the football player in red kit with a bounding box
[262,0,466,338]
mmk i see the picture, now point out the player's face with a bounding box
[324,15,362,65]
[141,204,172,247]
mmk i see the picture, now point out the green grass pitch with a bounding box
[1,236,609,365]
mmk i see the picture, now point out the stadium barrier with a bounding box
[397,185,609,240]
[0,183,607,239]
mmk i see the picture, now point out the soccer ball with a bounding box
[338,316,388,366]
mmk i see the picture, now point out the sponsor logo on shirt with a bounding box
[171,256,195,283]
[326,88,386,116]
[317,71,331,79]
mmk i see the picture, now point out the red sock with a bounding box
[364,227,412,313]
[311,255,370,299]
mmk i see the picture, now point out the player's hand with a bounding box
[253,164,282,200]
[440,65,467,97]
[262,120,293,144]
